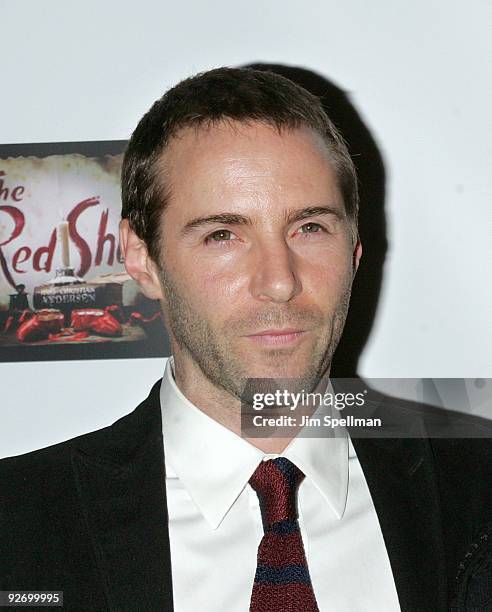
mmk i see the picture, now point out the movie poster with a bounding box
[0,141,170,362]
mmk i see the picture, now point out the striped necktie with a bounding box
[249,457,320,612]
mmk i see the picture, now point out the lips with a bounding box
[248,328,303,336]
[242,328,307,346]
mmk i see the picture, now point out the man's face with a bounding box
[151,121,361,398]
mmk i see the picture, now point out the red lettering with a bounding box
[0,196,124,288]
[0,206,24,246]
[12,246,32,273]
[11,186,25,202]
[67,197,100,277]
[33,228,57,272]
[0,175,9,201]
[0,172,25,202]
[95,209,115,266]
[0,205,25,288]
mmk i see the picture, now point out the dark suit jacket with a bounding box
[1,380,491,612]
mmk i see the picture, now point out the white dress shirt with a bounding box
[161,357,401,611]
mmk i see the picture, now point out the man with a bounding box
[1,68,491,611]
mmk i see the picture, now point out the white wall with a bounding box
[1,0,491,458]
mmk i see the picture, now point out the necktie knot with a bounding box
[249,457,305,529]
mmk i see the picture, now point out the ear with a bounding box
[119,219,164,300]
[352,236,362,276]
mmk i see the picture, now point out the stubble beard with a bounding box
[158,264,353,402]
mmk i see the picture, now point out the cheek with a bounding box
[180,260,248,314]
[299,250,353,301]
[201,266,247,302]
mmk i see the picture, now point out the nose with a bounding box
[249,237,302,303]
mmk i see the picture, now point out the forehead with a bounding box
[158,120,343,218]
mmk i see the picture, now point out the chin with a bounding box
[240,358,314,381]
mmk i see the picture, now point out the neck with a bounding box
[170,345,330,454]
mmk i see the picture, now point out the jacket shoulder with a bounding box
[0,379,163,595]
[0,417,111,480]
[0,378,163,497]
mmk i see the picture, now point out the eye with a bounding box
[204,229,237,244]
[297,222,325,235]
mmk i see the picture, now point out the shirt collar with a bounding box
[160,356,349,529]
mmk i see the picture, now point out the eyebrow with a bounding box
[180,205,344,236]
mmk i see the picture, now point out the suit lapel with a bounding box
[352,429,448,611]
[71,381,174,612]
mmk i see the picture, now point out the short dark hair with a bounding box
[121,67,359,262]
